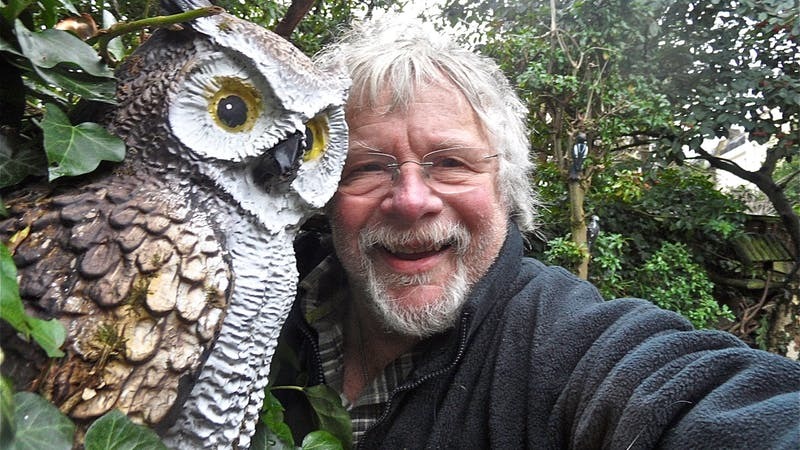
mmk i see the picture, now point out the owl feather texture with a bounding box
[0,0,349,448]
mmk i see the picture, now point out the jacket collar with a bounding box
[407,221,526,377]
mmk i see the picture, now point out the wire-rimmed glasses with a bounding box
[338,147,499,197]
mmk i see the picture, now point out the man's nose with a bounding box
[380,164,444,222]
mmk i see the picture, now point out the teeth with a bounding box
[383,241,446,254]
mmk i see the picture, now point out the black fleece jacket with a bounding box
[274,224,800,449]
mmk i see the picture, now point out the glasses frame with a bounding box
[339,147,499,197]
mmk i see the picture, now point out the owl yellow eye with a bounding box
[303,115,329,161]
[209,77,261,132]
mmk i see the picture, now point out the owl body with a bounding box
[0,2,348,448]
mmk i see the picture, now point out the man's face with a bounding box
[328,81,509,337]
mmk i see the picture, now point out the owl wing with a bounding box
[0,170,230,429]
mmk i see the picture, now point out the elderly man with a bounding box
[270,15,800,449]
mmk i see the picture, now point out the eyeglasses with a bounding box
[338,147,499,197]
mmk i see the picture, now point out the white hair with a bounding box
[315,14,539,231]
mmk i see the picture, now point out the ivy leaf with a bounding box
[1,376,15,447]
[301,430,343,450]
[14,20,112,77]
[0,138,47,189]
[304,385,351,449]
[41,104,125,181]
[32,65,117,104]
[10,392,75,450]
[84,410,167,450]
[0,243,66,357]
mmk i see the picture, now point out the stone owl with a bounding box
[0,0,349,448]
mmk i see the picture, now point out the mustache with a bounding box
[357,221,471,256]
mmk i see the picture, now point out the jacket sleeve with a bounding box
[549,298,800,449]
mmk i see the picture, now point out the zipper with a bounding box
[297,313,326,385]
[356,312,472,449]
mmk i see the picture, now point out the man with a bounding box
[271,15,800,448]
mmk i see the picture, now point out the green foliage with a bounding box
[0,388,165,450]
[259,384,351,450]
[0,0,123,188]
[254,391,296,448]
[301,431,343,450]
[41,104,125,180]
[216,0,397,56]
[591,162,747,269]
[633,242,735,329]
[302,385,351,447]
[84,410,167,450]
[532,159,747,328]
[5,392,75,450]
[0,243,66,358]
[1,376,15,448]
[775,158,800,215]
[542,235,584,273]
[656,0,799,164]
[440,0,676,172]
[589,232,629,299]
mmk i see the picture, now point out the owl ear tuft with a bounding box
[161,0,213,15]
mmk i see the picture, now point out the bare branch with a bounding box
[274,0,317,39]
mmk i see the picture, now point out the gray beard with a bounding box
[356,221,473,338]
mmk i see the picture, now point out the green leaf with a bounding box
[0,138,47,189]
[0,34,22,55]
[84,410,167,450]
[304,385,351,449]
[102,10,126,62]
[31,64,117,104]
[56,0,79,15]
[260,391,294,447]
[41,104,125,181]
[301,430,343,450]
[250,423,294,450]
[0,0,34,24]
[11,392,75,450]
[14,20,112,77]
[1,376,15,447]
[0,243,66,357]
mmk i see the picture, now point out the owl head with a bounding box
[110,0,349,232]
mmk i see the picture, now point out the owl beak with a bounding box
[250,131,303,188]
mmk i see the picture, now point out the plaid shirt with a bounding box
[298,256,416,445]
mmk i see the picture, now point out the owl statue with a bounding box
[0,0,349,448]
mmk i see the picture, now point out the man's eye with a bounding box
[431,157,467,169]
[353,162,386,173]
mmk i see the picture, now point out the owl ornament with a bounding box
[0,0,349,448]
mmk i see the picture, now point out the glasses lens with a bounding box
[424,148,498,194]
[338,152,395,196]
[337,148,498,197]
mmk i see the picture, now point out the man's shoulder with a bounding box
[500,258,690,333]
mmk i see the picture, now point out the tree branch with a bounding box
[88,6,224,63]
[274,0,317,39]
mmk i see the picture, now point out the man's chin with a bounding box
[364,270,470,338]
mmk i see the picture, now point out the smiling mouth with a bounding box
[379,240,454,261]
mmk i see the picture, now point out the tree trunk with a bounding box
[569,178,589,279]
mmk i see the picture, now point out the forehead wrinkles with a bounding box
[349,139,383,153]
